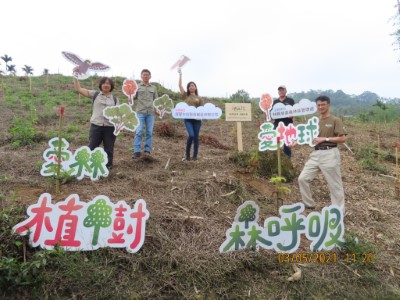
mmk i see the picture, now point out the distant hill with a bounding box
[248,89,399,121]
[288,89,400,105]
[287,90,400,115]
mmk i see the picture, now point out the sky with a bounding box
[2,0,400,99]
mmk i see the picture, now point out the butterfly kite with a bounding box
[62,51,111,80]
[170,55,190,70]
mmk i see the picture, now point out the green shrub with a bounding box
[341,233,376,268]
[66,124,80,133]
[9,117,36,147]
[229,149,295,181]
[356,147,388,174]
[0,253,48,292]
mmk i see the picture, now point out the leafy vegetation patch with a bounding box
[230,149,295,181]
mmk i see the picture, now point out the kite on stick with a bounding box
[62,51,110,80]
[170,55,190,70]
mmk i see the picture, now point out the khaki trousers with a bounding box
[298,147,345,211]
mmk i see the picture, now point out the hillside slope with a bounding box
[0,75,399,299]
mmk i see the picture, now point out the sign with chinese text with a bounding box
[172,102,222,119]
[258,116,319,151]
[225,103,252,122]
[41,138,109,181]
[13,193,149,253]
[220,201,344,254]
[271,98,317,119]
[40,137,73,177]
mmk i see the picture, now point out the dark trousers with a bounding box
[184,119,202,159]
[273,122,292,158]
[89,124,116,167]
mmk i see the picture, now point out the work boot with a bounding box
[132,152,141,159]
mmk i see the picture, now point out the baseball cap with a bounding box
[278,85,287,90]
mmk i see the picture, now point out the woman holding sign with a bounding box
[178,69,204,161]
[72,67,118,169]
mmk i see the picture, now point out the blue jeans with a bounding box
[184,119,202,159]
[134,113,155,153]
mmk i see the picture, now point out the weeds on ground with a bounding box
[356,147,388,174]
[340,232,376,268]
[270,176,291,213]
[229,149,295,181]
[9,117,37,148]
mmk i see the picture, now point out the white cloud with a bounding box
[271,99,317,118]
[172,102,222,119]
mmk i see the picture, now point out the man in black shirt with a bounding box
[272,85,295,158]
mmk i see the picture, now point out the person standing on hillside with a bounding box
[132,69,158,158]
[178,68,204,161]
[72,67,118,169]
[272,85,295,158]
[297,95,347,212]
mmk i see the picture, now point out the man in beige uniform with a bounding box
[298,95,347,212]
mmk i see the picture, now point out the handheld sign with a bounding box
[170,55,190,70]
[103,103,140,136]
[62,51,110,80]
[122,78,138,106]
[172,102,222,120]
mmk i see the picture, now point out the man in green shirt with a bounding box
[133,69,158,158]
[297,95,347,212]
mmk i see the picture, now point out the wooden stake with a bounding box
[277,137,282,178]
[236,121,243,152]
[276,137,282,214]
[396,143,399,182]
[56,107,64,194]
[0,82,4,102]
[398,119,400,139]
[395,143,400,200]
[377,133,381,163]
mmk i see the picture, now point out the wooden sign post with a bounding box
[225,103,252,152]
[396,143,399,182]
[395,143,400,199]
[56,107,65,194]
[236,121,243,152]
